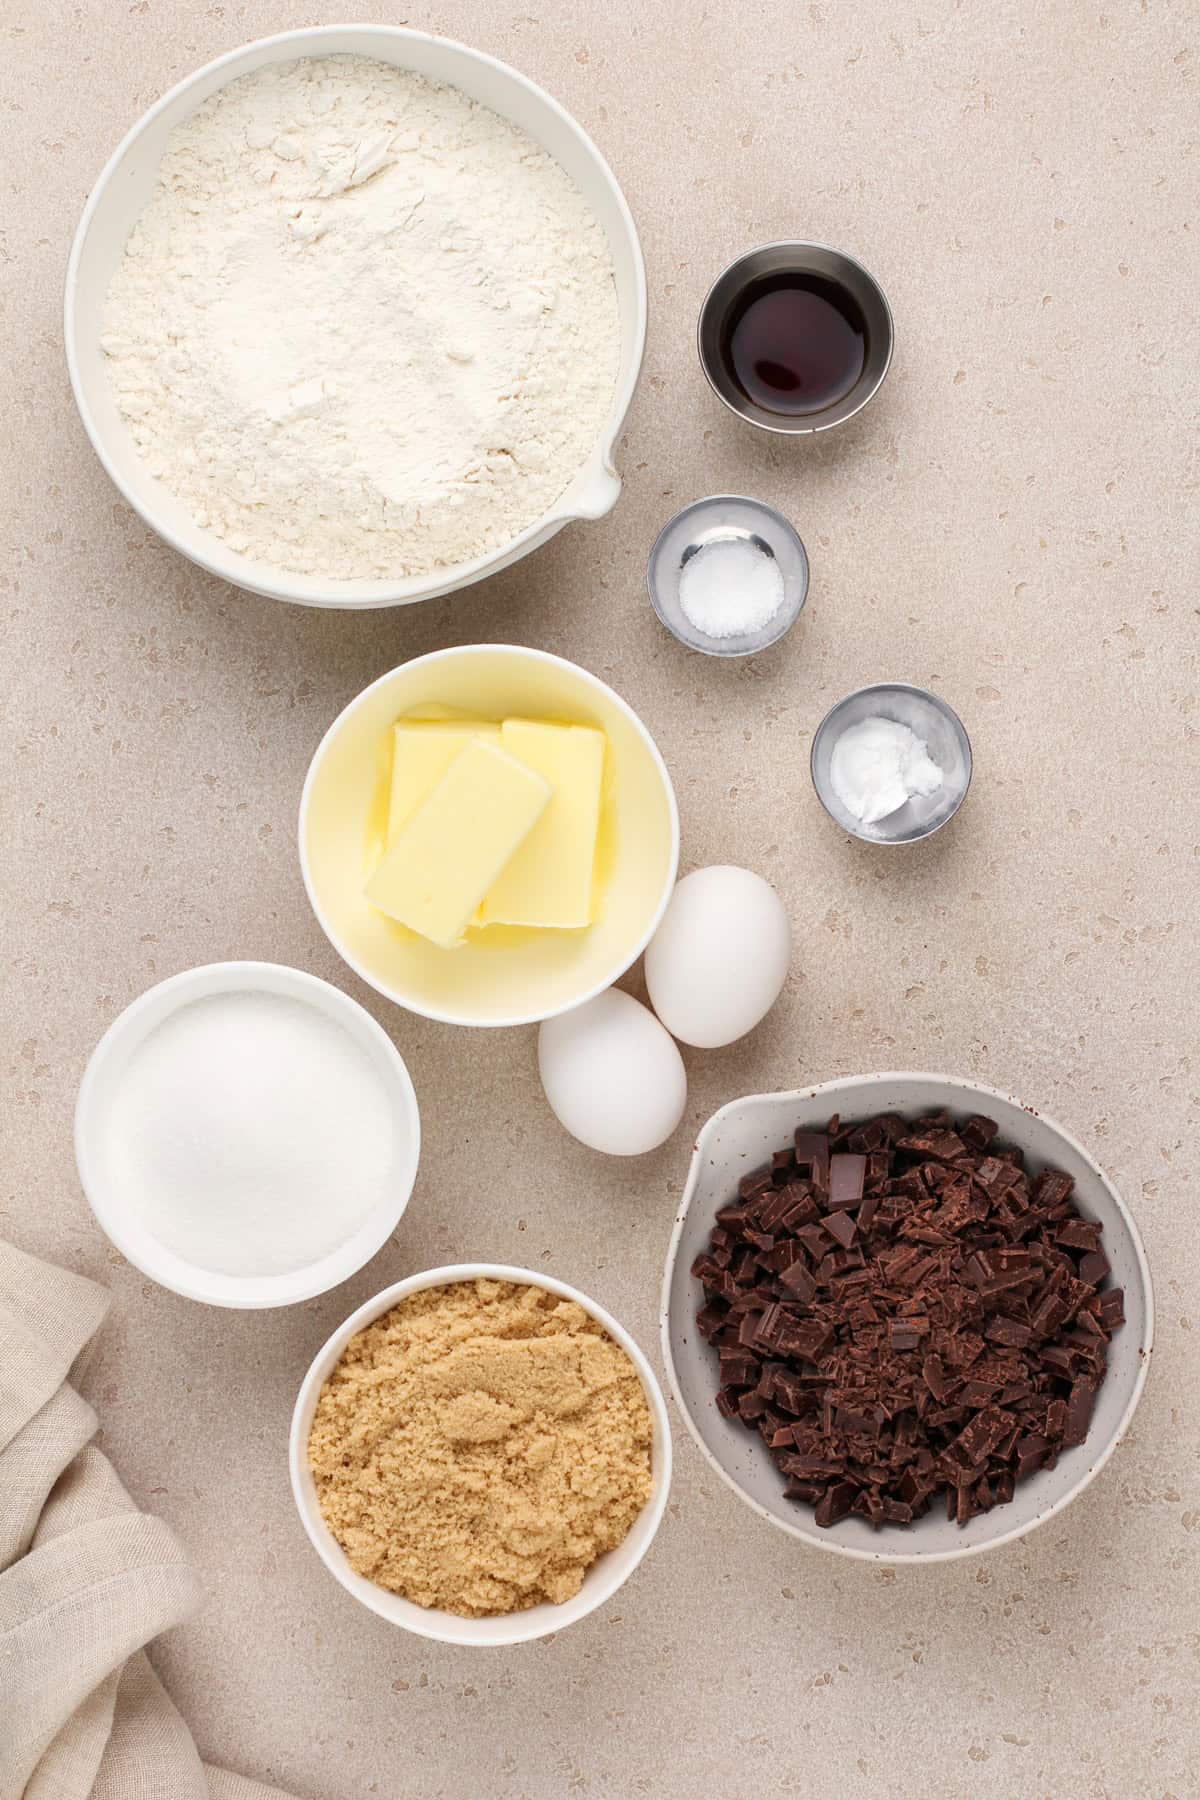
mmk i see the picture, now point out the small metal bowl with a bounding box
[810,683,972,845]
[647,495,809,658]
[698,241,894,435]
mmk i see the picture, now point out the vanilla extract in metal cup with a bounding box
[698,243,894,435]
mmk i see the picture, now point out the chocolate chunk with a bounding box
[1062,1379,1098,1448]
[985,1315,1033,1349]
[961,1114,999,1150]
[1030,1289,1070,1339]
[1033,1170,1075,1207]
[757,1183,805,1232]
[715,1202,752,1229]
[822,1208,857,1249]
[1013,1431,1047,1478]
[777,1319,833,1363]
[1078,1249,1112,1287]
[973,1155,1018,1195]
[793,1130,831,1190]
[896,1131,969,1164]
[718,1349,760,1387]
[694,1108,1122,1532]
[781,1188,821,1230]
[779,1260,818,1303]
[1097,1287,1125,1331]
[1056,1217,1102,1251]
[795,1222,829,1259]
[752,1303,786,1351]
[814,1481,858,1527]
[827,1153,867,1210]
[696,1301,728,1339]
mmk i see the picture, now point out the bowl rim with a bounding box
[810,681,974,846]
[288,1261,673,1644]
[696,239,894,437]
[660,1070,1155,1565]
[298,643,682,1027]
[73,959,421,1308]
[62,22,647,610]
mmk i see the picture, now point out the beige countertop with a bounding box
[4,2,1197,1795]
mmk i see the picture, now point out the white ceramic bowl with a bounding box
[661,1073,1153,1564]
[64,24,646,609]
[300,644,680,1027]
[75,961,421,1308]
[289,1264,672,1644]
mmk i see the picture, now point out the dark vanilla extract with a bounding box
[724,273,867,416]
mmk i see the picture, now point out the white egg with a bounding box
[538,989,688,1156]
[644,865,791,1049]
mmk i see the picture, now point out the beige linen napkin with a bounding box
[0,1239,297,1800]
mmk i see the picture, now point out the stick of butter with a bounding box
[364,739,551,949]
[480,720,606,930]
[387,719,501,848]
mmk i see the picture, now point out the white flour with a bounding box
[102,56,621,580]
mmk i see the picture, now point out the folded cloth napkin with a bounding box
[0,1239,297,1800]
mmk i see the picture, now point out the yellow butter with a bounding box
[479,720,606,930]
[364,739,551,949]
[386,719,500,848]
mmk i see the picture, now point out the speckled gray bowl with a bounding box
[661,1073,1153,1564]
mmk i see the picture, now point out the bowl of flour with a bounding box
[65,27,645,607]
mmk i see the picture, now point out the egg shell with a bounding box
[644,866,791,1049]
[538,989,687,1157]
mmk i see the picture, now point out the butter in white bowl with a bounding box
[384,718,501,848]
[480,721,606,930]
[299,644,679,1028]
[365,738,551,949]
[365,711,608,949]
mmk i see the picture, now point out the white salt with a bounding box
[104,991,405,1277]
[677,535,785,640]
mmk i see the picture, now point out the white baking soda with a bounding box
[103,991,404,1277]
[829,716,943,826]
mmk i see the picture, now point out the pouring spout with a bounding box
[569,465,622,521]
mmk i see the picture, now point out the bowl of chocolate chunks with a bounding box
[661,1073,1153,1563]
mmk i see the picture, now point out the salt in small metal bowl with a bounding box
[810,682,972,845]
[647,495,809,659]
[698,241,894,436]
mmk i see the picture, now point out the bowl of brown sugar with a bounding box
[290,1266,671,1643]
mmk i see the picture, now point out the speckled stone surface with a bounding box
[3,2,1197,1795]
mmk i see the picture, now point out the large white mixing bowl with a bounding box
[64,25,646,609]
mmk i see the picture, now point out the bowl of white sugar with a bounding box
[75,962,421,1308]
[65,27,645,608]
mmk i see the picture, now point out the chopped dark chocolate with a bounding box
[692,1107,1124,1530]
